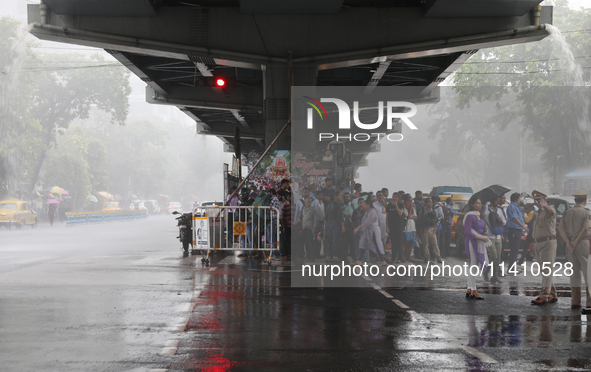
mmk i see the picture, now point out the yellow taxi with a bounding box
[0,199,37,229]
[102,202,122,212]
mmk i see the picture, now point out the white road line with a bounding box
[365,276,396,299]
[149,369,168,372]
[172,318,187,332]
[407,310,430,323]
[209,266,217,272]
[378,289,394,298]
[159,340,179,356]
[406,312,497,364]
[362,275,371,281]
[181,303,194,312]
[437,329,498,363]
[392,299,409,308]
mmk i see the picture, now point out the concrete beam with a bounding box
[28,5,552,69]
[145,85,263,112]
[199,130,264,140]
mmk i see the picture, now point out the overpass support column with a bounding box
[264,62,317,150]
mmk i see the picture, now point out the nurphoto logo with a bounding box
[303,96,418,142]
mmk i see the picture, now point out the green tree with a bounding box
[0,17,39,198]
[29,52,131,191]
[432,0,591,191]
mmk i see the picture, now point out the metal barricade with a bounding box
[192,205,281,265]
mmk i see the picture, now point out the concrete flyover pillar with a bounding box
[264,62,318,150]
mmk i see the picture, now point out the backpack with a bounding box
[442,205,452,227]
[252,191,271,225]
[420,210,438,229]
[487,205,505,235]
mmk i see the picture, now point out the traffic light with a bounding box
[215,78,226,87]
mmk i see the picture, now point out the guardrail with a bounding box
[192,205,280,265]
[65,210,148,226]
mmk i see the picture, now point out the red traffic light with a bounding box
[215,78,226,87]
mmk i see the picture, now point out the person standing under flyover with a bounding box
[558,188,591,311]
[420,197,443,264]
[483,196,504,284]
[507,192,529,267]
[529,190,558,306]
[464,196,491,300]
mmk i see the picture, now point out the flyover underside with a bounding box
[28,2,552,169]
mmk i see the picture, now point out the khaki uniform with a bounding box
[532,205,557,301]
[559,204,591,307]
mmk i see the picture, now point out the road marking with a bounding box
[209,266,217,272]
[406,310,498,364]
[378,290,393,298]
[392,299,408,308]
[172,319,187,332]
[159,339,179,356]
[407,310,429,323]
[438,329,498,364]
[181,302,194,313]
[149,369,168,372]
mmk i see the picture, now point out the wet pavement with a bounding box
[1,217,590,371]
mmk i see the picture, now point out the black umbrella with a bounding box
[472,185,512,205]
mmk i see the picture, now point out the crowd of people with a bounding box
[229,176,463,267]
[226,176,591,314]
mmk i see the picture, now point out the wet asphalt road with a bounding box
[1,216,590,371]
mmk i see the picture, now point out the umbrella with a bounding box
[351,195,369,209]
[472,185,512,205]
[48,186,61,194]
[87,195,98,203]
[60,188,68,195]
[156,194,169,198]
[44,200,60,204]
[98,191,113,199]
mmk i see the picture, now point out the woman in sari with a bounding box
[354,198,387,266]
[464,196,491,300]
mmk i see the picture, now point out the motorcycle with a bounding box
[173,211,193,252]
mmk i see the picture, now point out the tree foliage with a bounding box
[429,0,591,191]
[0,16,131,201]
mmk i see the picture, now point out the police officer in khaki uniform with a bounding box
[557,188,591,311]
[530,190,558,305]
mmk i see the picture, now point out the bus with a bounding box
[564,169,591,197]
